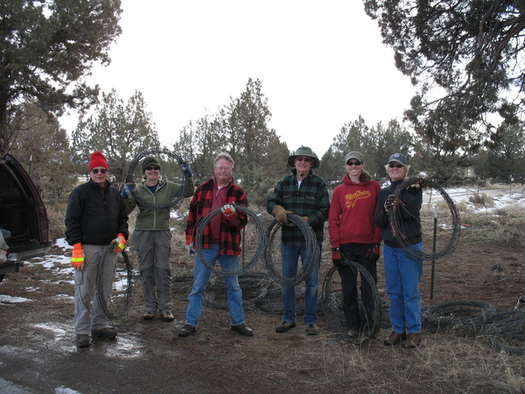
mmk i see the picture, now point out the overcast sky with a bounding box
[60,0,416,157]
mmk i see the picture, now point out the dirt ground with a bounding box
[0,235,524,393]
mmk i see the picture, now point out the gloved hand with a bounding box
[120,183,134,199]
[272,205,293,224]
[221,204,238,220]
[185,235,195,256]
[384,194,398,210]
[71,243,85,270]
[111,233,126,253]
[409,177,428,189]
[366,244,381,264]
[181,161,193,177]
[332,248,342,267]
[301,216,309,223]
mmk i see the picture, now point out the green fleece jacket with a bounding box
[125,178,194,230]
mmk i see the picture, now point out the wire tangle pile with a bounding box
[423,300,525,355]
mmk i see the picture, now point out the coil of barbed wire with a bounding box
[204,272,271,309]
[94,246,134,319]
[481,309,525,355]
[387,177,461,262]
[264,214,319,287]
[194,204,266,277]
[422,300,497,333]
[321,262,382,340]
[422,300,525,355]
[123,147,189,210]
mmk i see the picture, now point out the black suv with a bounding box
[0,154,51,282]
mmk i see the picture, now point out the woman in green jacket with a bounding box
[123,156,194,321]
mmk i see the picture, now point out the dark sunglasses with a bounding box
[389,163,403,168]
[91,168,108,174]
[146,166,160,171]
[347,161,362,166]
[296,157,311,162]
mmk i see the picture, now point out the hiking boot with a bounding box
[383,331,406,346]
[347,328,360,338]
[91,327,117,339]
[161,312,174,322]
[143,311,155,320]
[178,324,197,337]
[275,321,296,333]
[305,324,319,335]
[402,332,422,348]
[231,324,254,337]
[75,334,90,348]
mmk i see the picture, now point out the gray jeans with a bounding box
[133,230,172,313]
[74,244,117,334]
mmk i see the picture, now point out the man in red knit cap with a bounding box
[65,151,129,348]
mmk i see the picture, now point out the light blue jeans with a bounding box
[280,243,321,325]
[185,244,245,327]
[383,243,423,333]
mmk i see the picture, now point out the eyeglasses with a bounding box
[146,166,160,171]
[296,157,311,162]
[347,161,362,166]
[389,163,404,168]
[215,166,232,171]
[91,168,108,174]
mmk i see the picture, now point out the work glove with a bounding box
[120,183,134,199]
[332,248,342,267]
[366,244,381,264]
[221,204,238,220]
[71,243,85,270]
[181,161,193,177]
[111,233,126,253]
[185,235,195,256]
[272,205,293,224]
[384,194,398,210]
[408,177,428,189]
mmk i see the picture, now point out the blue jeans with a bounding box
[185,244,245,327]
[281,243,321,325]
[383,243,423,333]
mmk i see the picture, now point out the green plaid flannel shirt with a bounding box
[267,169,329,247]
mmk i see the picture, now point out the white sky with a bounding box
[60,0,416,156]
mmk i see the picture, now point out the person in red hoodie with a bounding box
[328,151,382,339]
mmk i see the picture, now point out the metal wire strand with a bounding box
[321,261,382,341]
[124,147,189,211]
[194,204,267,277]
[387,177,461,262]
[95,246,134,319]
[264,214,319,287]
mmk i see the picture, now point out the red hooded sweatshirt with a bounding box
[328,172,382,248]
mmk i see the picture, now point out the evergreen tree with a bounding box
[0,0,122,154]
[71,89,159,182]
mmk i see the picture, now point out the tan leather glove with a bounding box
[272,205,293,224]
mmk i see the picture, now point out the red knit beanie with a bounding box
[89,151,109,172]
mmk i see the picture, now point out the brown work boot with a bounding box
[383,331,406,346]
[402,332,421,348]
